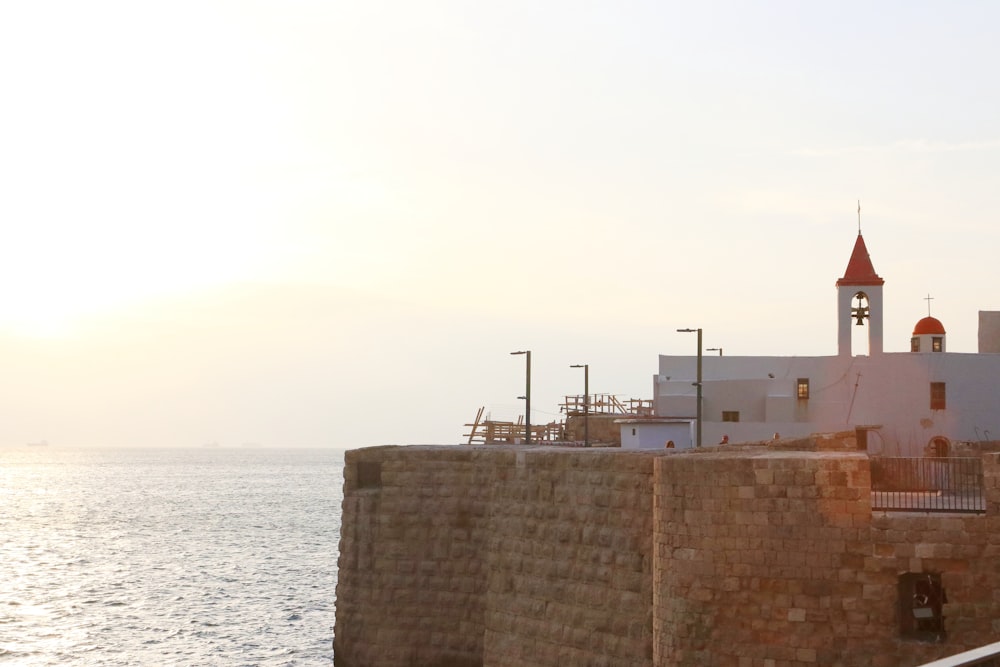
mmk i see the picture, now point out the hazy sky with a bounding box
[2,1,999,447]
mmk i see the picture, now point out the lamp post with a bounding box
[707,347,723,356]
[677,328,702,447]
[511,350,531,444]
[570,364,589,447]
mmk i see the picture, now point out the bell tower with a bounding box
[837,231,884,356]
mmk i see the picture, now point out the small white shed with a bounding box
[617,418,694,450]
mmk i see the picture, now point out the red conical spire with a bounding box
[837,233,884,286]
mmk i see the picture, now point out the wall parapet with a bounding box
[335,446,657,667]
[335,442,1000,666]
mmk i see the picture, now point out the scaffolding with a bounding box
[464,394,652,446]
[463,407,565,445]
[561,393,653,417]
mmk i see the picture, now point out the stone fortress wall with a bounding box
[334,437,1000,666]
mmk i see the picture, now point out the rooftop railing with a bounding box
[870,457,985,514]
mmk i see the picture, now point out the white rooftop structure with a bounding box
[647,231,1000,456]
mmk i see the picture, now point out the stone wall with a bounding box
[483,448,655,667]
[655,450,872,666]
[335,446,493,667]
[564,414,624,445]
[334,446,656,667]
[335,443,1000,666]
[654,449,1000,666]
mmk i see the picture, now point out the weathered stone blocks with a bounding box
[336,442,1000,666]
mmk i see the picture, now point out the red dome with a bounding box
[913,316,946,335]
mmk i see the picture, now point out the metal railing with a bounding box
[870,457,985,514]
[917,640,1000,666]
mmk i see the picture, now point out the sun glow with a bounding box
[0,3,337,339]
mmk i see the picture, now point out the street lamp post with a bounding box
[677,328,702,447]
[707,347,723,356]
[511,350,531,444]
[570,364,589,447]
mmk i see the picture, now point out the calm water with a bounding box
[0,447,343,666]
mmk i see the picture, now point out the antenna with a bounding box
[857,200,861,234]
[925,293,934,316]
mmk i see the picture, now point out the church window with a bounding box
[898,572,946,641]
[796,378,810,399]
[722,411,740,422]
[930,383,946,410]
[911,337,920,352]
[932,337,943,352]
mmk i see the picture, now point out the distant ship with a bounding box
[26,440,49,447]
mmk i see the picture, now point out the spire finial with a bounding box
[857,200,861,234]
[925,293,934,317]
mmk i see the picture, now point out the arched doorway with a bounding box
[928,436,950,458]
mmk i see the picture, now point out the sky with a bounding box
[1,1,999,448]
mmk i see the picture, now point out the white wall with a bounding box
[619,421,692,450]
[652,351,1000,456]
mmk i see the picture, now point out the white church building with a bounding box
[633,232,1000,456]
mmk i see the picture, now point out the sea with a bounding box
[0,446,344,666]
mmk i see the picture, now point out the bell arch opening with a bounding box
[851,291,871,354]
